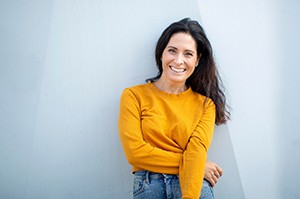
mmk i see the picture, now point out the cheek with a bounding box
[187,60,197,69]
[187,63,197,75]
[162,56,172,67]
[162,53,171,61]
[189,67,196,74]
[191,58,199,68]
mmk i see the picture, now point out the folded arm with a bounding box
[179,99,216,199]
[118,89,182,172]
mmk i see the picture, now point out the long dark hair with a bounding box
[147,18,230,125]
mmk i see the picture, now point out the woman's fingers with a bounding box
[216,165,223,177]
[204,160,224,187]
[207,175,216,187]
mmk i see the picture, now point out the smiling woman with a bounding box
[118,18,230,199]
[154,32,199,94]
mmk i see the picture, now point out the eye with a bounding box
[168,49,176,54]
[185,52,193,57]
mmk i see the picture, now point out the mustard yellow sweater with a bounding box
[118,82,216,199]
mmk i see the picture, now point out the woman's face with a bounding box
[160,32,199,85]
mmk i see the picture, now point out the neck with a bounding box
[153,80,187,94]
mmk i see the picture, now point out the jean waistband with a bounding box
[134,170,178,182]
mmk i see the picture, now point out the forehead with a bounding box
[167,32,197,51]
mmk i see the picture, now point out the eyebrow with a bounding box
[167,46,196,54]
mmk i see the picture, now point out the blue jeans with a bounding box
[133,170,214,199]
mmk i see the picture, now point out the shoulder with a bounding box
[120,83,150,100]
[121,83,149,96]
[191,91,213,103]
[126,83,148,91]
[191,91,216,110]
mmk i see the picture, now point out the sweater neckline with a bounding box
[147,82,193,99]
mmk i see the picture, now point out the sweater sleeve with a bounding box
[118,88,182,172]
[179,99,216,199]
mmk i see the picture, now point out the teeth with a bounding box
[170,66,185,73]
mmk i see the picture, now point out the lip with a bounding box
[169,66,186,73]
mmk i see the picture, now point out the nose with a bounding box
[174,53,184,65]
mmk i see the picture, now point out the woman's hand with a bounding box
[204,160,223,187]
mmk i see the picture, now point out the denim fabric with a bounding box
[200,180,215,199]
[133,170,214,199]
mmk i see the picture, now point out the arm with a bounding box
[179,99,216,199]
[204,160,223,187]
[118,88,182,172]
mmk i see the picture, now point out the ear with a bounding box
[195,53,201,67]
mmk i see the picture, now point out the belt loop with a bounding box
[145,170,150,184]
[162,174,167,184]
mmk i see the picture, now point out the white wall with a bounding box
[199,0,300,198]
[1,0,299,198]
[0,0,207,198]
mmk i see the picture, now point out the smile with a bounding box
[170,66,186,73]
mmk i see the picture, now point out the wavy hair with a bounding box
[147,18,230,125]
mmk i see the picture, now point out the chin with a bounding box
[169,77,188,84]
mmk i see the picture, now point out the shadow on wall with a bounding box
[208,125,245,199]
[278,1,300,198]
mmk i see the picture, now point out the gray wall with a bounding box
[200,0,300,198]
[1,0,299,199]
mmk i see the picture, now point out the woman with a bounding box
[118,18,229,199]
